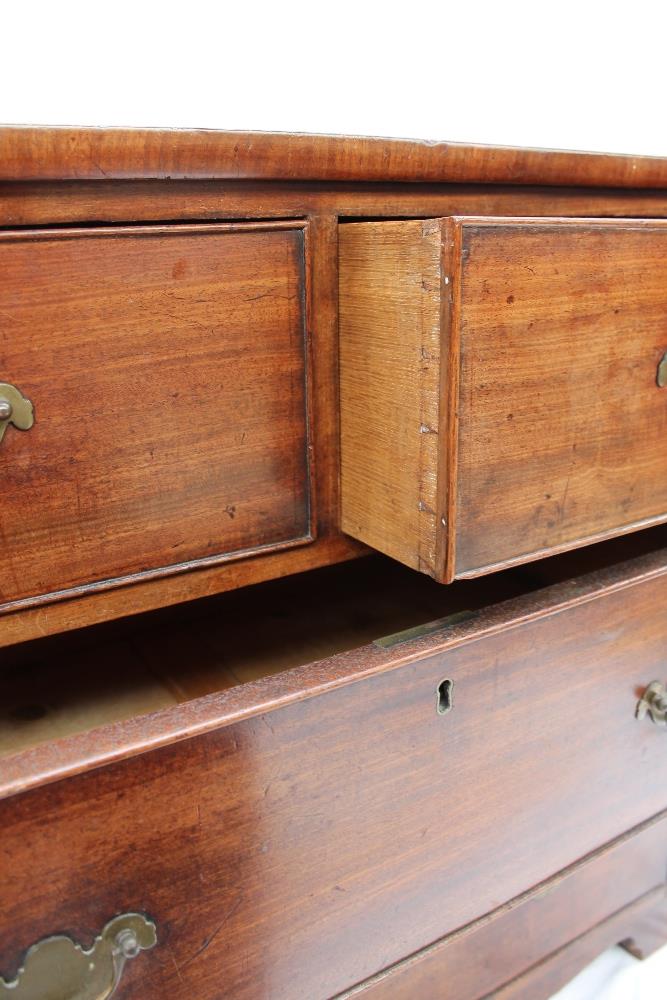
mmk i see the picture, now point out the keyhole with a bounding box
[436,678,454,715]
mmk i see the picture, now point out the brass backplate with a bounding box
[658,351,667,388]
[0,913,157,999]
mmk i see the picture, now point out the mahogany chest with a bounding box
[1,128,667,999]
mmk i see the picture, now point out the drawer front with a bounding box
[340,217,667,581]
[3,555,667,998]
[0,222,311,611]
[346,815,667,1000]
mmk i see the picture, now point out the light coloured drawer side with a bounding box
[3,547,667,998]
[339,217,667,582]
[0,222,312,613]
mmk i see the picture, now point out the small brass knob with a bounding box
[0,382,34,445]
[636,681,667,726]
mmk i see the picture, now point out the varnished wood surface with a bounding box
[3,541,667,996]
[343,814,667,999]
[2,127,667,188]
[453,217,667,576]
[340,217,667,580]
[0,555,527,758]
[4,181,667,230]
[0,207,360,647]
[0,534,364,650]
[493,889,667,1000]
[0,222,311,613]
[3,528,667,799]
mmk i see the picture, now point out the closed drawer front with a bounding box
[346,814,667,1000]
[0,221,311,613]
[340,217,667,581]
[2,541,667,997]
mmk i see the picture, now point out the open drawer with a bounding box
[339,217,667,581]
[2,529,667,998]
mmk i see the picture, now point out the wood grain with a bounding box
[4,527,667,800]
[343,815,667,999]
[340,217,667,580]
[493,889,667,1000]
[2,127,667,188]
[5,181,667,230]
[339,221,443,574]
[453,218,667,576]
[3,544,667,996]
[0,534,364,650]
[0,222,311,613]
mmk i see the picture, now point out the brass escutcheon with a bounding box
[0,382,34,445]
[0,913,157,999]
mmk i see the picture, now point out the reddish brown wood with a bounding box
[0,534,364,650]
[0,222,312,613]
[3,529,667,799]
[493,890,667,1000]
[339,217,667,581]
[4,181,667,229]
[2,127,667,188]
[3,543,667,996]
[343,816,667,999]
[3,129,667,1000]
[451,217,667,578]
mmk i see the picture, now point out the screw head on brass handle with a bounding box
[0,383,34,445]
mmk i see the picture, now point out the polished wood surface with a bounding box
[340,217,667,581]
[3,542,667,996]
[0,222,311,613]
[4,181,667,230]
[4,528,667,799]
[453,217,667,576]
[0,129,666,644]
[345,814,667,999]
[3,128,667,998]
[494,888,667,1000]
[2,127,667,188]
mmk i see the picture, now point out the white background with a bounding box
[3,2,667,996]
[2,0,666,156]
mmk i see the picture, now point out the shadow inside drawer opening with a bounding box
[3,522,667,757]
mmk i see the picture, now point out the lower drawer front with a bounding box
[348,813,667,1000]
[3,557,667,998]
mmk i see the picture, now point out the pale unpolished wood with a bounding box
[340,217,667,581]
[0,222,311,612]
[339,221,443,574]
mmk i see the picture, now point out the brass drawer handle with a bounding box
[658,351,667,388]
[636,681,667,727]
[0,913,157,999]
[0,382,34,445]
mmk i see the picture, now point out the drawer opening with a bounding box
[2,524,667,765]
[0,554,531,760]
